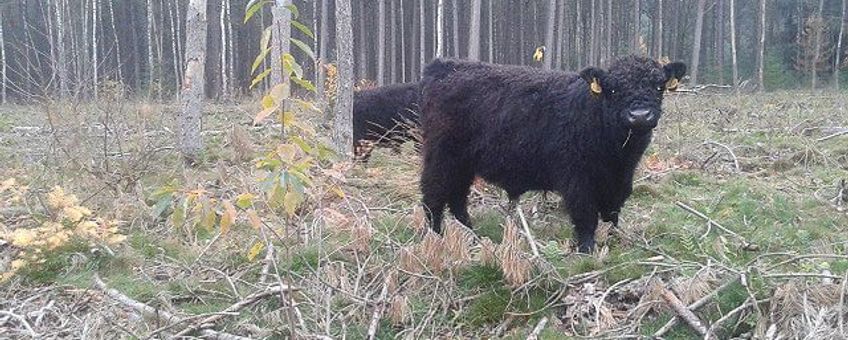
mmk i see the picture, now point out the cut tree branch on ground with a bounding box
[172,284,297,337]
[366,274,390,340]
[0,310,37,337]
[93,274,282,338]
[653,276,741,337]
[515,205,540,258]
[675,201,758,251]
[816,129,848,142]
[657,284,708,336]
[526,316,548,340]
[702,141,740,172]
[705,298,770,339]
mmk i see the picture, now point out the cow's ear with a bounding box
[663,62,687,91]
[579,67,607,95]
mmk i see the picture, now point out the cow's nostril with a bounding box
[629,109,651,119]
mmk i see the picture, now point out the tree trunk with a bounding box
[556,0,566,68]
[400,0,406,82]
[654,0,663,59]
[219,0,229,98]
[576,0,583,67]
[813,0,825,89]
[107,0,123,86]
[318,0,329,97]
[412,0,419,79]
[419,0,425,74]
[633,0,641,53]
[333,0,354,158]
[487,0,494,62]
[604,0,612,63]
[0,10,5,104]
[168,1,181,96]
[452,0,459,57]
[542,0,555,69]
[730,0,738,90]
[468,0,481,60]
[53,0,69,98]
[377,0,385,86]
[836,0,847,89]
[357,0,366,81]
[390,0,397,83]
[690,0,706,85]
[92,0,98,99]
[147,0,155,96]
[436,0,444,58]
[179,0,207,164]
[756,0,765,91]
[589,0,596,65]
[271,0,291,95]
[716,0,725,84]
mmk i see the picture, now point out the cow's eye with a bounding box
[656,86,664,92]
[610,89,616,95]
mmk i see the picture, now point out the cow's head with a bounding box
[579,56,686,132]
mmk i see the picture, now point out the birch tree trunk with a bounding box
[179,0,207,164]
[219,0,229,98]
[451,0,459,57]
[0,10,5,104]
[319,0,329,97]
[356,0,366,81]
[543,0,555,69]
[813,0,824,89]
[716,0,725,84]
[487,0,494,62]
[633,0,641,53]
[420,0,426,73]
[334,0,354,158]
[436,0,444,58]
[835,0,847,89]
[55,0,69,98]
[147,0,155,96]
[390,0,397,83]
[400,0,406,82]
[756,0,766,91]
[576,0,582,67]
[270,0,291,92]
[468,0,481,60]
[168,2,181,96]
[690,0,706,85]
[730,0,739,90]
[92,0,98,99]
[377,0,385,86]
[589,0,596,65]
[107,0,123,85]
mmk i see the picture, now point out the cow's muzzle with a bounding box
[627,109,658,129]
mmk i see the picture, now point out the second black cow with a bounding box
[419,55,686,253]
[353,82,421,161]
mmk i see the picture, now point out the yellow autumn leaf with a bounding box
[247,242,265,261]
[220,201,237,235]
[235,193,255,209]
[261,94,276,109]
[533,46,545,62]
[330,185,345,199]
[11,229,37,247]
[247,209,262,230]
[283,191,302,217]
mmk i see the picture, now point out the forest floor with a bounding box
[1,91,847,339]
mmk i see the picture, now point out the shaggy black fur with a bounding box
[353,82,421,160]
[419,55,686,253]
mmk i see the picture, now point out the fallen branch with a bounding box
[366,276,390,340]
[675,201,758,251]
[702,141,740,172]
[657,285,708,336]
[654,276,740,337]
[526,316,549,340]
[705,298,770,339]
[0,310,37,337]
[173,284,297,337]
[516,205,540,258]
[816,129,848,142]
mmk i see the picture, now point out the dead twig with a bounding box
[675,201,757,251]
[516,205,540,258]
[653,276,740,337]
[657,285,708,336]
[816,129,848,142]
[526,316,549,340]
[366,275,390,340]
[173,284,297,337]
[705,298,770,339]
[702,141,740,172]
[0,310,37,337]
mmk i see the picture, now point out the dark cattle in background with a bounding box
[353,82,421,161]
[419,56,686,253]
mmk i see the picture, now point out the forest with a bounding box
[1,0,847,339]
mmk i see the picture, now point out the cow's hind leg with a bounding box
[446,170,475,228]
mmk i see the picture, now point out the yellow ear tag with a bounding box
[590,78,602,95]
[666,77,679,91]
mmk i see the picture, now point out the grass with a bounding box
[1,92,848,338]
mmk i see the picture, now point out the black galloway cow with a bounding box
[353,82,421,161]
[419,55,686,253]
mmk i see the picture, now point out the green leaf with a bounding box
[289,135,314,154]
[262,94,276,109]
[244,0,272,23]
[289,38,315,61]
[292,98,320,113]
[291,20,314,39]
[285,3,299,19]
[289,170,312,190]
[269,181,287,210]
[283,190,303,217]
[251,48,271,74]
[235,193,255,209]
[171,197,188,228]
[292,77,316,92]
[200,205,217,231]
[282,54,303,79]
[251,69,273,89]
[247,242,265,261]
[151,193,174,219]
